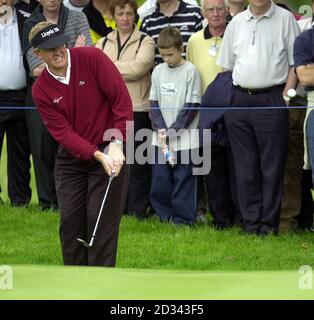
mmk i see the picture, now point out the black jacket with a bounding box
[83,0,113,37]
[15,1,32,48]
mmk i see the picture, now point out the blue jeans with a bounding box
[150,147,197,225]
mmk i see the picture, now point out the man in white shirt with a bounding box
[218,0,299,236]
[0,0,31,206]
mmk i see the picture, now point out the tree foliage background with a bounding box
[288,0,311,11]
[274,1,311,12]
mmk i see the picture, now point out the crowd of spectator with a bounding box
[1,0,314,245]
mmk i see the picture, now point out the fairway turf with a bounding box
[0,265,313,300]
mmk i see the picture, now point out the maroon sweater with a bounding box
[32,47,133,161]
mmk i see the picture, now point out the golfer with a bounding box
[30,22,133,267]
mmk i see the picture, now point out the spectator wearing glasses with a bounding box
[187,0,236,229]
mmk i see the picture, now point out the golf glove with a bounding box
[108,141,125,176]
[94,150,116,176]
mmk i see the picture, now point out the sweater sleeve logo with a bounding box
[53,96,63,104]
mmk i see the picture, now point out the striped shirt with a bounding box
[140,1,203,65]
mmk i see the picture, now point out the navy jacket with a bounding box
[199,71,234,146]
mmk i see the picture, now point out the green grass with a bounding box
[1,265,313,299]
[1,194,314,299]
[0,2,313,300]
[1,205,314,271]
[0,135,314,271]
[2,207,313,300]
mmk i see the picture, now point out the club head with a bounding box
[77,238,91,248]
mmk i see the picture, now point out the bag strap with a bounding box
[103,33,146,52]
[102,37,108,51]
[136,33,147,53]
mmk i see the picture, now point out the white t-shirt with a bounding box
[150,61,201,151]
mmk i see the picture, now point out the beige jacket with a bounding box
[96,27,155,112]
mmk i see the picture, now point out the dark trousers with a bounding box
[281,96,314,231]
[55,147,129,267]
[26,87,58,210]
[224,87,288,233]
[228,145,242,225]
[298,169,314,229]
[0,89,31,205]
[196,147,209,216]
[126,112,152,217]
[280,102,311,232]
[205,145,235,228]
[150,148,197,225]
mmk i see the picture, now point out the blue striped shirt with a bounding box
[140,1,203,65]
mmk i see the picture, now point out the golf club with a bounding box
[77,174,114,248]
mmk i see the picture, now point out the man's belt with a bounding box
[237,84,284,95]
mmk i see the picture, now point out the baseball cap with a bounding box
[31,24,70,49]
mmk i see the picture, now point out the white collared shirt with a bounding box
[46,49,71,85]
[0,9,26,90]
[217,2,300,88]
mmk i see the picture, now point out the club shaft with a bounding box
[89,175,114,246]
